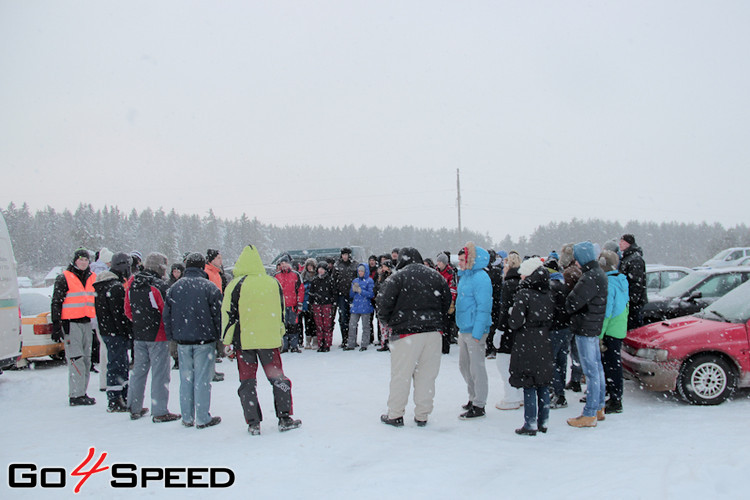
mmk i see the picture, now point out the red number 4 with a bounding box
[71,447,109,493]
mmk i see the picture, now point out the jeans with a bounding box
[575,335,606,417]
[549,328,572,396]
[101,335,129,403]
[523,386,550,430]
[336,295,352,344]
[601,336,624,402]
[177,344,216,426]
[282,307,300,351]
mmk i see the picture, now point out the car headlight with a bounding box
[635,348,669,362]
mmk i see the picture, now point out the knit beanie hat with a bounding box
[519,257,544,277]
[144,252,168,277]
[436,253,449,265]
[72,248,91,263]
[622,234,636,245]
[206,249,220,264]
[110,252,132,277]
[98,247,114,264]
[185,252,206,269]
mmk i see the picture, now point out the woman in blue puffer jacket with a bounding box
[347,264,374,351]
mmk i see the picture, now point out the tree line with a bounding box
[4,202,748,280]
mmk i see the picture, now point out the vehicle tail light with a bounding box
[34,323,53,335]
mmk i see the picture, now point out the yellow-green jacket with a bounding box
[222,245,285,349]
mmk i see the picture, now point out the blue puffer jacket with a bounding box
[456,244,493,340]
[350,264,375,314]
[601,271,629,340]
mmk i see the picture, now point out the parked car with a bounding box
[702,247,750,268]
[16,287,63,367]
[645,264,692,297]
[622,279,750,405]
[265,246,367,275]
[641,267,750,325]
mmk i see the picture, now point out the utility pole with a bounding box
[456,168,462,243]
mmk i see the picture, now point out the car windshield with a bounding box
[700,281,750,323]
[709,249,732,261]
[19,292,51,316]
[658,272,707,299]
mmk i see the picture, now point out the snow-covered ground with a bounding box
[2,328,749,499]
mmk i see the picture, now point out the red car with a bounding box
[622,280,750,405]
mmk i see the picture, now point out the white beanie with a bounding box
[518,257,544,277]
[98,247,114,264]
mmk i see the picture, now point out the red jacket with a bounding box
[438,265,458,302]
[275,269,305,309]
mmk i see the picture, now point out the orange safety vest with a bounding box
[61,270,97,320]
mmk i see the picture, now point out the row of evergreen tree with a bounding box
[4,202,749,280]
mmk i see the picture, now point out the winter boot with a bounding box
[461,400,473,411]
[305,337,312,349]
[248,423,261,436]
[278,416,302,432]
[565,380,582,392]
[380,414,404,427]
[515,426,537,436]
[495,400,522,410]
[152,412,180,423]
[130,408,149,420]
[596,408,606,421]
[69,395,96,406]
[459,405,486,420]
[107,397,128,413]
[605,398,623,414]
[196,416,222,429]
[550,394,568,409]
[414,418,427,427]
[567,415,597,428]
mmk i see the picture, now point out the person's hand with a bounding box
[352,282,361,294]
[448,301,455,315]
[223,344,236,359]
[51,322,64,343]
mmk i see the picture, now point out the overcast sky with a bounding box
[1,1,748,242]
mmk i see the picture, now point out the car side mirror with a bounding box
[687,290,702,301]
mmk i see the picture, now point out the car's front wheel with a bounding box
[677,354,736,405]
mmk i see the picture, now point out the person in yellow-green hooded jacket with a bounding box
[222,245,301,435]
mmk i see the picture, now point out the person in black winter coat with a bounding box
[508,258,555,436]
[93,252,133,412]
[376,247,451,427]
[332,248,359,347]
[619,234,647,329]
[163,253,223,428]
[565,241,608,428]
[495,251,523,410]
[546,259,572,409]
[486,249,504,359]
[309,262,336,351]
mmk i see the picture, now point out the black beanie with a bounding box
[206,249,220,264]
[186,252,207,269]
[72,248,90,264]
[110,252,132,277]
[622,234,636,245]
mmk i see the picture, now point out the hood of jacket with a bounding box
[94,270,120,284]
[396,247,424,270]
[232,245,266,277]
[519,266,551,293]
[460,242,490,273]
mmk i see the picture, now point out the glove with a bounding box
[352,282,361,294]
[223,344,236,359]
[448,301,455,315]
[51,322,64,343]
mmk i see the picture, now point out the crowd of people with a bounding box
[50,234,647,437]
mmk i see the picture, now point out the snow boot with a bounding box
[305,337,312,349]
[459,405,486,420]
[107,397,128,413]
[414,418,427,427]
[196,416,222,429]
[550,394,568,409]
[130,408,149,420]
[380,414,404,427]
[605,398,623,414]
[248,423,261,436]
[596,408,606,421]
[565,380,582,392]
[515,426,537,436]
[567,415,597,428]
[495,400,522,410]
[461,400,473,411]
[69,395,96,406]
[152,412,180,423]
[278,416,302,432]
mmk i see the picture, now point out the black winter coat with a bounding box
[508,267,555,388]
[332,258,359,297]
[487,266,504,327]
[163,267,223,344]
[497,267,521,353]
[549,275,571,331]
[565,260,608,337]
[376,248,451,337]
[94,271,132,338]
[620,244,647,308]
[308,272,336,305]
[125,270,170,341]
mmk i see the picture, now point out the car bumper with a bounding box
[621,350,681,392]
[21,342,64,359]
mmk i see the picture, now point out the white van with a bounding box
[0,212,22,371]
